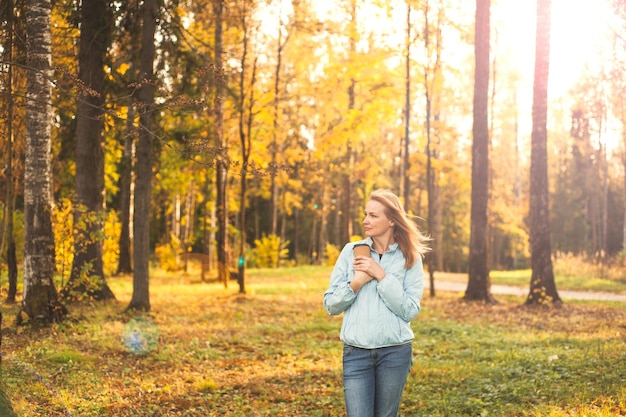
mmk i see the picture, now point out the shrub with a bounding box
[53,199,122,281]
[103,210,121,275]
[155,234,183,272]
[324,243,340,266]
[553,252,625,281]
[53,199,75,284]
[249,234,289,268]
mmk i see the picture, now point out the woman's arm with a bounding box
[323,245,362,315]
[376,257,424,322]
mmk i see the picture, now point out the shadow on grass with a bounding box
[0,387,16,417]
[109,369,344,417]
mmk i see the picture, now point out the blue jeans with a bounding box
[343,343,412,417]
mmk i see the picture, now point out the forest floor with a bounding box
[0,266,625,416]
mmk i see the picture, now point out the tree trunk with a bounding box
[423,2,436,297]
[236,3,257,293]
[341,0,357,247]
[318,187,328,265]
[3,0,18,304]
[402,5,411,208]
[270,3,290,269]
[21,0,66,324]
[65,0,115,301]
[116,101,135,275]
[127,0,157,311]
[116,4,141,276]
[213,0,229,287]
[527,0,561,305]
[269,3,285,237]
[465,0,496,303]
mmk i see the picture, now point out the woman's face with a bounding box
[363,200,394,239]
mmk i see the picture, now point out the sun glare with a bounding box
[494,0,619,150]
[550,0,614,95]
[495,0,614,97]
[263,0,620,149]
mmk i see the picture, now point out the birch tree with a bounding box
[21,0,66,324]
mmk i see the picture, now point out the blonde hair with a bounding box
[369,189,430,268]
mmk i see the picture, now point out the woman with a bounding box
[323,189,430,417]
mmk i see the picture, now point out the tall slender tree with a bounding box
[402,4,411,208]
[21,0,66,324]
[527,0,561,305]
[213,0,229,287]
[423,0,445,297]
[127,0,157,311]
[64,0,115,300]
[116,102,135,275]
[423,0,435,296]
[115,1,142,276]
[465,0,496,303]
[269,1,286,238]
[269,1,291,268]
[340,0,358,248]
[235,0,259,294]
[2,0,19,303]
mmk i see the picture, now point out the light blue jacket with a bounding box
[323,238,424,349]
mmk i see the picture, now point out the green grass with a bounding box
[404,319,625,416]
[431,264,626,294]
[1,266,625,416]
[489,268,626,293]
[4,257,626,296]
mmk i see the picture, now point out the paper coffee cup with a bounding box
[353,243,370,258]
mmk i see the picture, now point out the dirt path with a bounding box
[425,280,626,303]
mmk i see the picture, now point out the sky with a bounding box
[312,0,617,104]
[495,0,615,98]
[493,0,619,150]
[262,0,620,149]
[267,0,616,95]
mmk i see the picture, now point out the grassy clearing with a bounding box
[1,265,625,416]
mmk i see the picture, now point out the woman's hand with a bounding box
[350,270,372,293]
[353,256,386,282]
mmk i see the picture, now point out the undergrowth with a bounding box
[0,266,624,416]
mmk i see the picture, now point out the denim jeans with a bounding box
[343,343,412,417]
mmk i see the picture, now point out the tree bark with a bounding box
[213,0,229,287]
[527,0,561,305]
[402,5,411,209]
[465,0,496,303]
[64,0,115,301]
[3,0,18,304]
[115,1,142,276]
[340,0,357,248]
[21,0,66,324]
[424,3,435,297]
[116,101,135,275]
[127,0,157,311]
[236,2,257,293]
